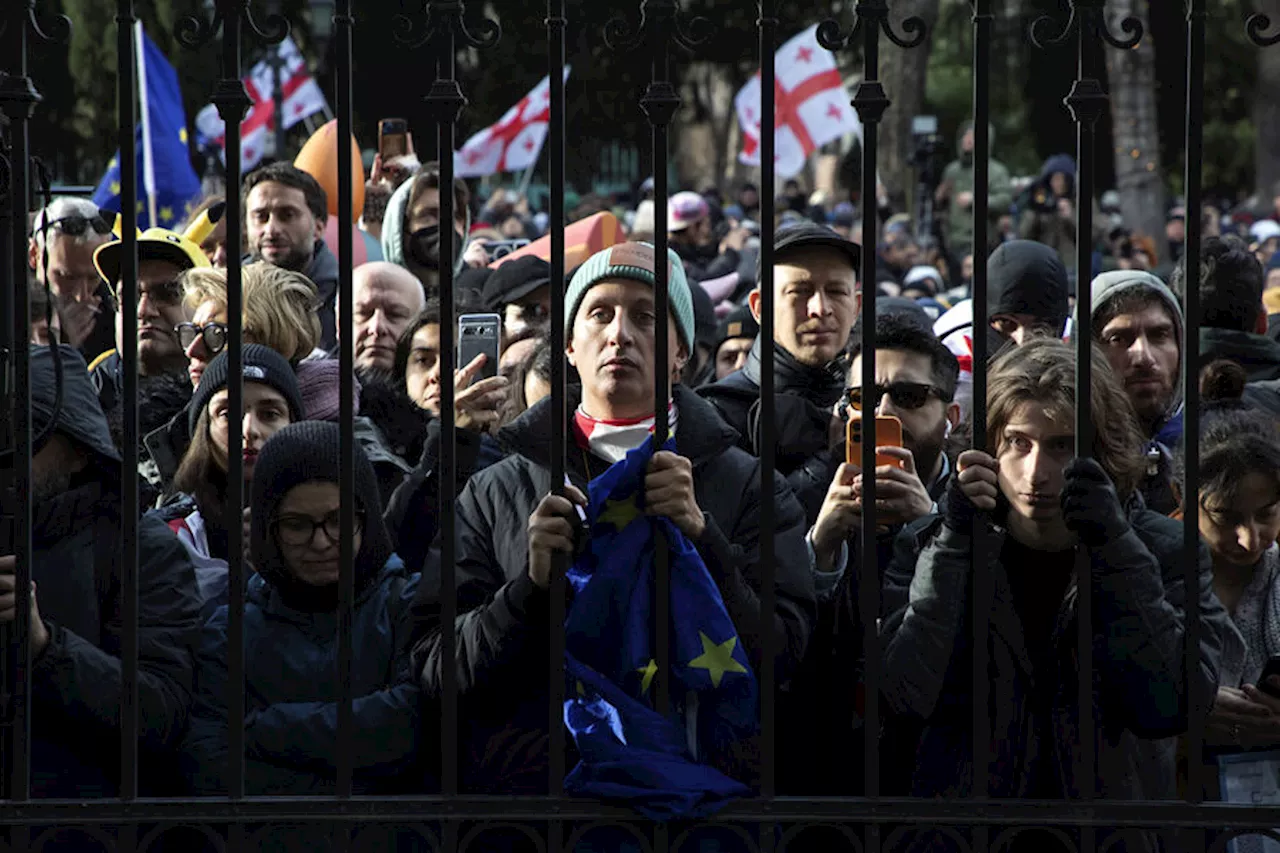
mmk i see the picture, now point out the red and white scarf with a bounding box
[572,402,678,464]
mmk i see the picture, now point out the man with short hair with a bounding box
[1176,235,1280,384]
[410,241,815,793]
[780,312,961,795]
[243,162,340,350]
[936,120,1013,261]
[381,161,471,299]
[878,337,1225,815]
[344,261,426,374]
[700,222,861,523]
[711,304,758,382]
[28,197,114,357]
[1088,270,1185,514]
[876,232,917,290]
[2,346,201,797]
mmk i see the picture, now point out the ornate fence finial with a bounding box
[1247,11,1280,47]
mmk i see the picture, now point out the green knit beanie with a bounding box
[564,242,696,350]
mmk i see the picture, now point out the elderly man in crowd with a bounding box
[28,197,114,357]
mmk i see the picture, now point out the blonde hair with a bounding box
[180,262,322,364]
[986,337,1147,500]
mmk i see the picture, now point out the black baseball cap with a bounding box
[481,255,553,313]
[772,221,861,273]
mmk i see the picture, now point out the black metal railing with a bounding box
[0,0,1275,851]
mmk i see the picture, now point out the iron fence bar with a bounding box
[114,0,141,809]
[1182,0,1205,810]
[546,0,568,838]
[334,0,356,809]
[10,795,1280,825]
[755,0,777,816]
[969,0,993,816]
[820,0,926,812]
[0,0,55,813]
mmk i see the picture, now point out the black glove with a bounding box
[1061,457,1130,547]
[943,473,980,534]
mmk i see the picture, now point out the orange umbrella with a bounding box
[489,211,622,272]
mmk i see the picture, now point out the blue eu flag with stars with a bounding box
[93,29,201,230]
[563,438,757,820]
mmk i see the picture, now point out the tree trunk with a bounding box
[879,0,942,214]
[1256,0,1280,204]
[675,62,739,194]
[1105,0,1167,265]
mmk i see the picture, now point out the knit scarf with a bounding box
[572,402,678,464]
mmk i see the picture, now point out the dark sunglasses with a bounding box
[46,214,112,238]
[176,321,228,354]
[112,279,185,307]
[843,381,945,414]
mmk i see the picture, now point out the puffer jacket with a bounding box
[878,505,1227,853]
[182,557,422,796]
[408,383,816,793]
[30,479,202,798]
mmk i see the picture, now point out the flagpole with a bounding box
[135,20,158,228]
[516,162,536,198]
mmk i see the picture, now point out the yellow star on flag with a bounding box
[687,632,747,689]
[636,659,658,695]
[576,680,586,698]
[159,206,174,223]
[179,127,188,144]
[597,493,641,532]
[135,201,145,214]
[108,156,118,170]
[109,181,121,196]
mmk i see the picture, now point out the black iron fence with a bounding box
[0,0,1277,850]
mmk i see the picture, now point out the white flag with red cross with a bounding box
[735,24,861,179]
[454,68,571,179]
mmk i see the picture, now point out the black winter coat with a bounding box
[408,384,817,793]
[879,507,1228,853]
[29,479,202,797]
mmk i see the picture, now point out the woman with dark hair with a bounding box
[162,345,305,613]
[1181,360,1280,757]
[183,421,424,806]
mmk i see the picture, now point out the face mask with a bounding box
[406,224,462,272]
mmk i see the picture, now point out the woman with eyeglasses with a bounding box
[163,345,305,615]
[183,421,424,804]
[178,263,322,389]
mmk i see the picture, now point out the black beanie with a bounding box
[189,344,306,435]
[250,420,394,611]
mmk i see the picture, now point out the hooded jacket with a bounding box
[381,173,472,285]
[1019,155,1079,274]
[879,504,1226,851]
[939,121,1013,256]
[408,384,816,792]
[1086,271,1185,514]
[698,336,847,524]
[988,240,1071,342]
[183,421,423,798]
[305,238,340,352]
[23,346,202,797]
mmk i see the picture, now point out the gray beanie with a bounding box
[563,242,696,350]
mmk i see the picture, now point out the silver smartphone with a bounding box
[458,313,502,381]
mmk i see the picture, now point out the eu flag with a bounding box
[92,26,201,231]
[563,438,758,820]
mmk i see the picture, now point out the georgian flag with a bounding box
[735,24,861,179]
[454,68,571,178]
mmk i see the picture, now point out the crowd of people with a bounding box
[11,127,1280,851]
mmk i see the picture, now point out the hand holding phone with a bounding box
[378,118,410,160]
[846,414,905,468]
[458,314,502,382]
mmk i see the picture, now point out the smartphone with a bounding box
[378,118,410,160]
[486,239,531,262]
[1261,654,1280,698]
[458,313,502,381]
[846,414,905,469]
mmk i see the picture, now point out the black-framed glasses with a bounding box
[273,511,365,547]
[45,214,112,238]
[176,321,228,354]
[844,381,945,414]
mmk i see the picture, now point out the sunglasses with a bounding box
[112,279,185,308]
[45,214,112,238]
[843,381,945,414]
[176,321,228,355]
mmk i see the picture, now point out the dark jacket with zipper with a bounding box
[29,479,202,798]
[698,336,847,525]
[878,504,1227,853]
[408,383,817,793]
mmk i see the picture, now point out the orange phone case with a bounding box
[846,414,905,468]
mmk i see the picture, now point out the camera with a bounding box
[910,115,942,181]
